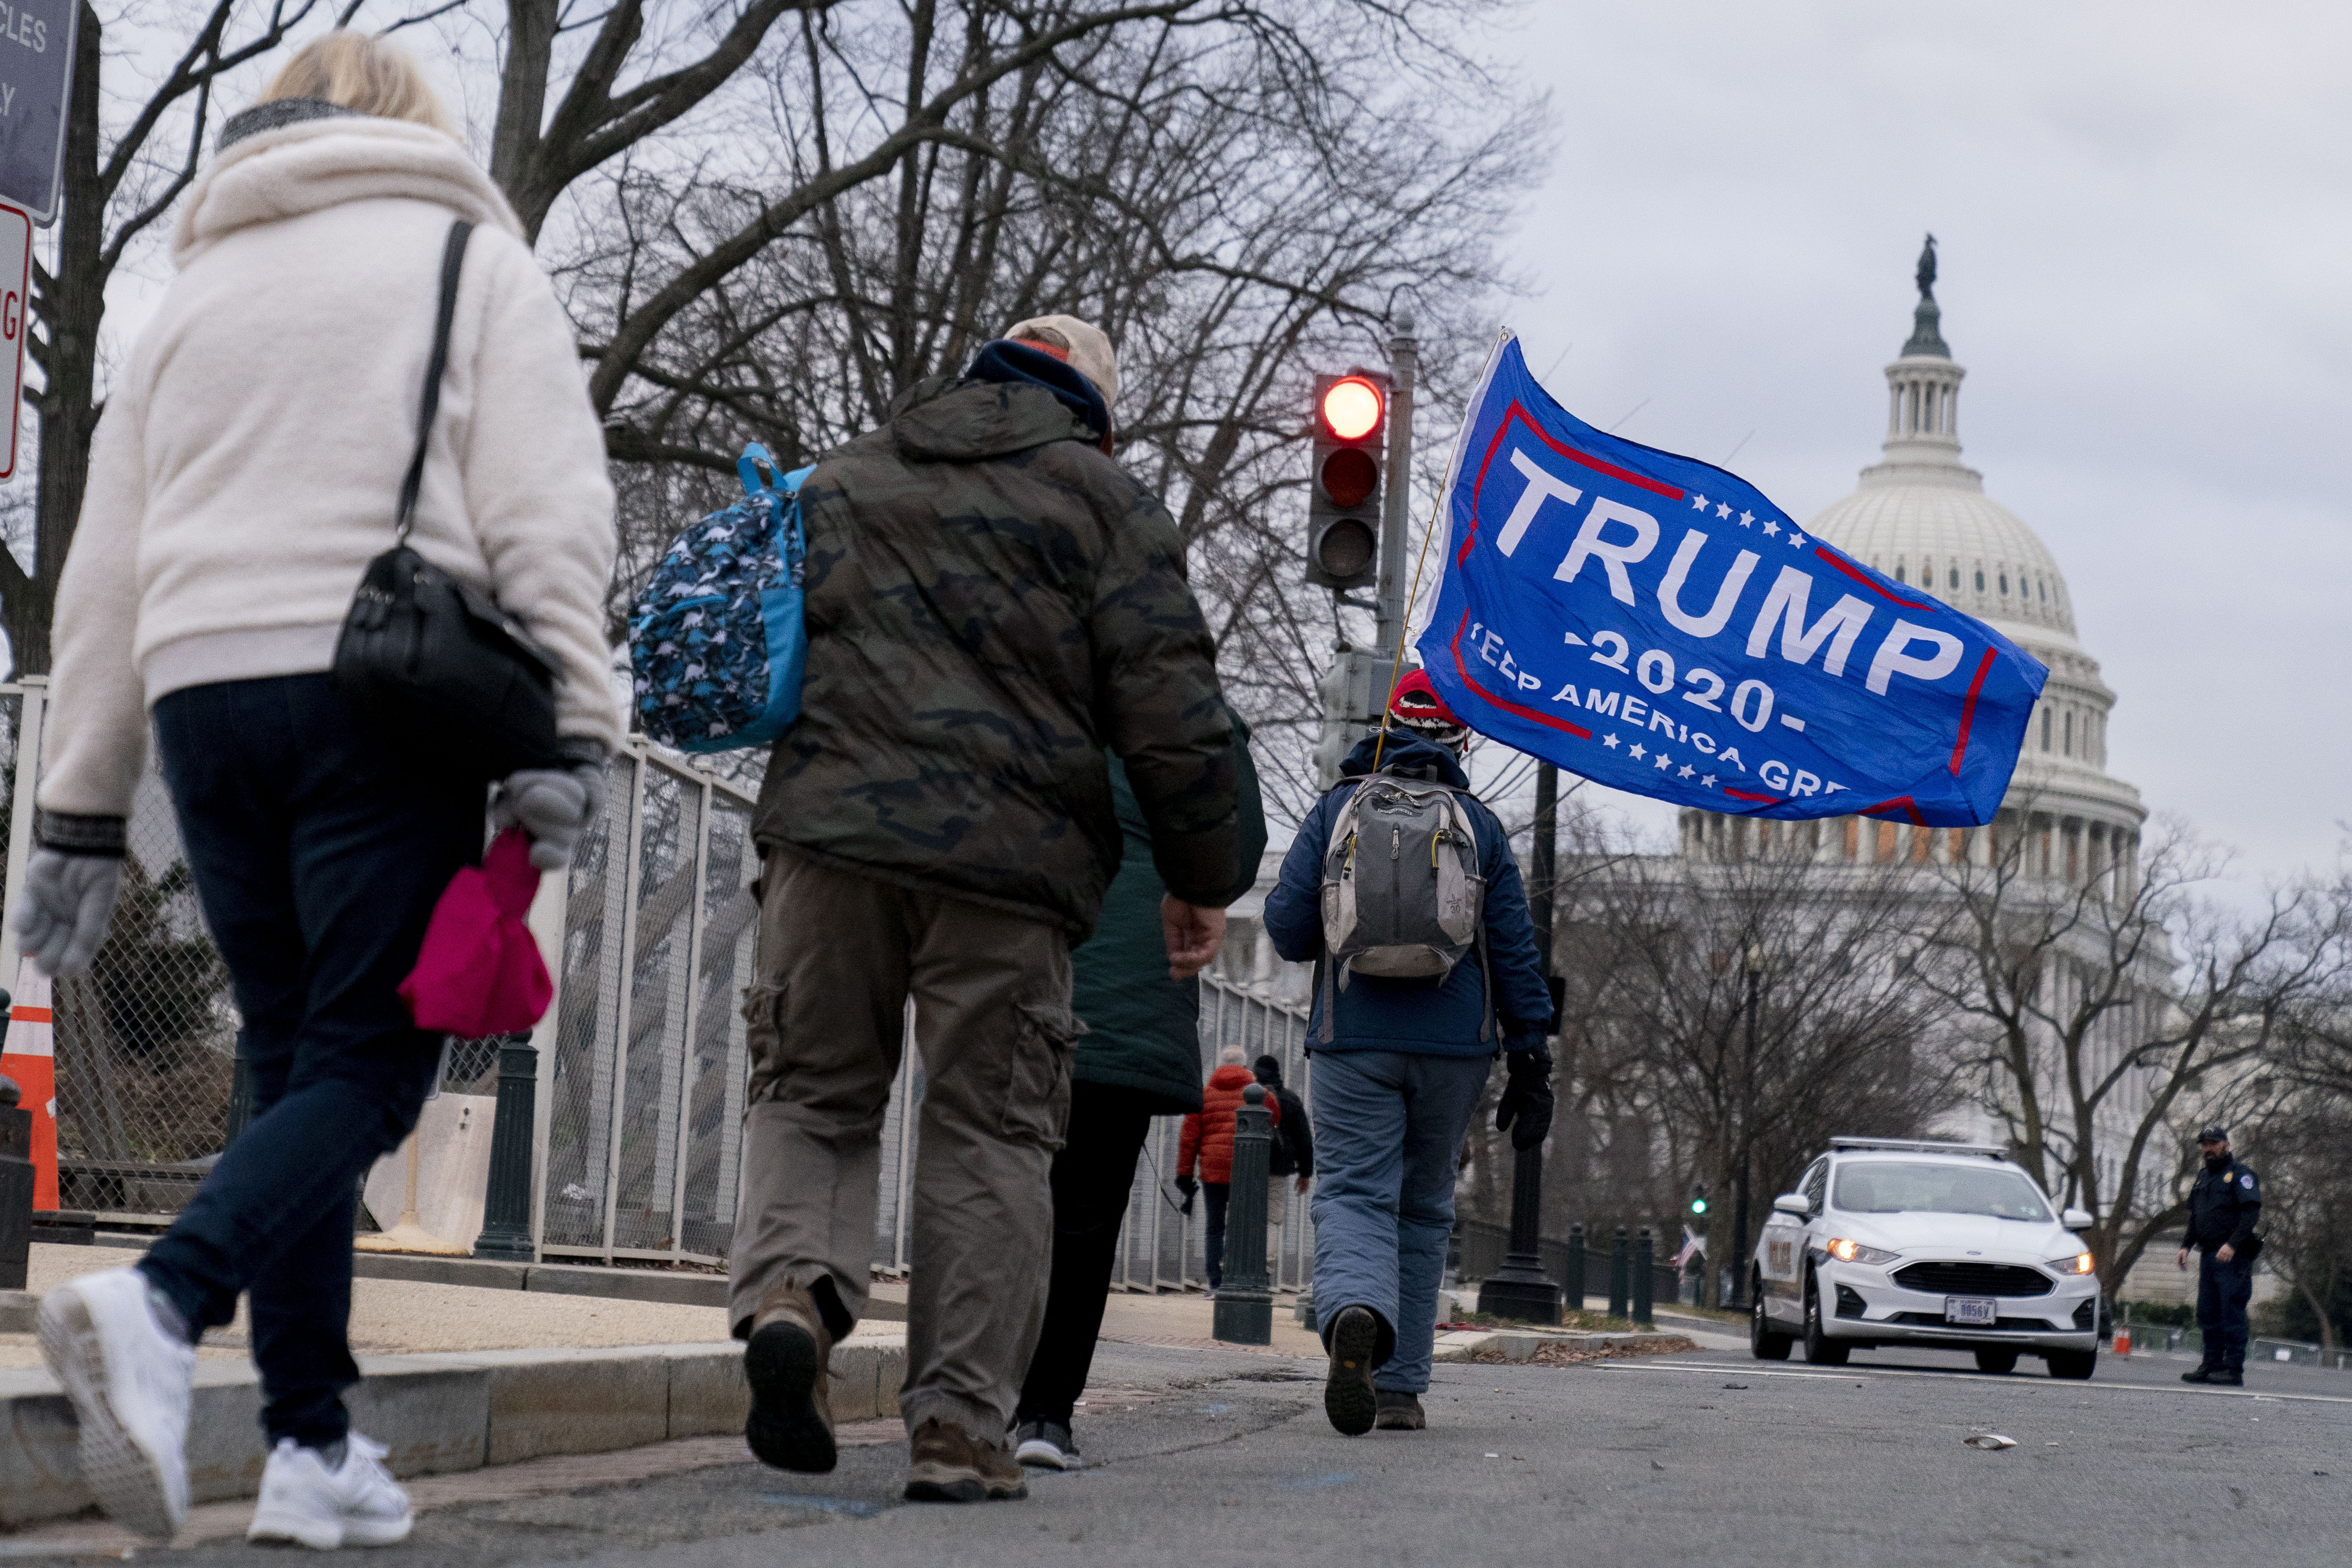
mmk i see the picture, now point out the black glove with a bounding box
[1495,1043,1555,1151]
[1176,1173,1198,1199]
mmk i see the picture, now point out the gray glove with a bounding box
[16,847,125,978]
[494,747,610,872]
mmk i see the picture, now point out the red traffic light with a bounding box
[1319,376,1385,442]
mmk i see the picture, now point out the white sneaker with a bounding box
[248,1433,413,1549]
[38,1267,196,1541]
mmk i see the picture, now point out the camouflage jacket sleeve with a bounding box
[1084,473,1241,906]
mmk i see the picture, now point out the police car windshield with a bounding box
[1832,1162,2051,1222]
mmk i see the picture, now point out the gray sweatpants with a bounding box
[727,851,1080,1437]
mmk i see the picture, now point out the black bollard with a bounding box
[1565,1222,1586,1314]
[1633,1227,1655,1326]
[473,1034,542,1262]
[1213,1084,1275,1345]
[0,1075,32,1291]
[1478,1141,1563,1324]
[1608,1225,1630,1320]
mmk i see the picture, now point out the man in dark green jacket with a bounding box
[728,316,1244,1505]
[1009,719,1266,1471]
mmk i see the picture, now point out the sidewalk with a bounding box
[0,1244,909,1530]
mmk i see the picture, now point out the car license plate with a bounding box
[1946,1296,1998,1326]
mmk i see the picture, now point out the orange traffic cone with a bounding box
[3,963,59,1211]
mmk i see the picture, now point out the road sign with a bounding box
[0,199,24,481]
[0,0,78,224]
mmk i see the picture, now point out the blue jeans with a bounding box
[1308,1050,1491,1394]
[136,675,483,1446]
[2196,1249,2253,1372]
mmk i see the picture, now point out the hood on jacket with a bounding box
[962,338,1109,436]
[889,375,1099,464]
[173,113,524,266]
[1339,730,1471,790]
[1206,1063,1258,1092]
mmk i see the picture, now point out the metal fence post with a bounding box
[1609,1226,1629,1319]
[0,1075,31,1289]
[1214,1083,1275,1345]
[0,678,49,989]
[1565,1222,1585,1313]
[1633,1226,1654,1326]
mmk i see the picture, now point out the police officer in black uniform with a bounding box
[2176,1124,2261,1386]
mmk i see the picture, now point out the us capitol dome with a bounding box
[1681,240,2146,881]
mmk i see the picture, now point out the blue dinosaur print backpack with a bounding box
[629,443,815,753]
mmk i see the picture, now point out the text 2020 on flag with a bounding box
[1415,335,2047,824]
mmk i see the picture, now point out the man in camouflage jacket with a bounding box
[729,315,1243,1504]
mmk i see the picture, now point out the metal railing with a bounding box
[535,748,758,1265]
[2,683,1316,1291]
[1095,974,1316,1295]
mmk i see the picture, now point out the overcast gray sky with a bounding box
[1475,0,2349,888]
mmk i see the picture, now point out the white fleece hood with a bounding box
[172,115,525,266]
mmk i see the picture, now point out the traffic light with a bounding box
[1689,1186,1710,1218]
[1306,371,1390,590]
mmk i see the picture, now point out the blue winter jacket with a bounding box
[1263,734,1553,1056]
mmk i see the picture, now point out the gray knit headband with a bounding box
[219,97,356,151]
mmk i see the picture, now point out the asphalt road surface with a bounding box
[130,1340,2352,1568]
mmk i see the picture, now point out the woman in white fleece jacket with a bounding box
[27,34,619,1548]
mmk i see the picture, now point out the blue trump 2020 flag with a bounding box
[1414,335,2047,826]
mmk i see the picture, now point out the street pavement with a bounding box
[89,1337,2352,1568]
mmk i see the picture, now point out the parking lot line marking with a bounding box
[1602,1361,2352,1407]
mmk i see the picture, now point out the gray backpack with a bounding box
[1316,772,1491,1044]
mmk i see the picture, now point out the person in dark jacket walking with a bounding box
[1263,674,1553,1436]
[2177,1124,2262,1386]
[1010,725,1267,1471]
[1256,1054,1314,1265]
[728,315,1245,1505]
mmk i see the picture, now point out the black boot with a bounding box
[2209,1368,2243,1386]
[2180,1366,2214,1384]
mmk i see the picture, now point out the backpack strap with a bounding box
[1475,925,1496,1047]
[1316,953,1336,1047]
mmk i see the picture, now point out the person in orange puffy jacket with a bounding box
[1176,1045,1280,1292]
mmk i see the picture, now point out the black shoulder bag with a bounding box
[331,220,563,780]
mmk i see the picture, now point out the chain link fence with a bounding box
[2,683,241,1218]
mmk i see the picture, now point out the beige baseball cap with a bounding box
[1004,314,1118,412]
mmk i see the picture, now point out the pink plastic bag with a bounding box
[399,827,552,1036]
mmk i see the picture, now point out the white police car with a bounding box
[1749,1138,2101,1378]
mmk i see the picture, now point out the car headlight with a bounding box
[2046,1252,2095,1275]
[1825,1239,1899,1265]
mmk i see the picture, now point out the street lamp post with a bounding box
[1478,763,1564,1325]
[1729,945,1763,1309]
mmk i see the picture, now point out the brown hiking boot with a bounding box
[1374,1389,1426,1430]
[744,1283,836,1473]
[904,1417,1027,1502]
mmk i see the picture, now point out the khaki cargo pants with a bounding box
[728,851,1081,1438]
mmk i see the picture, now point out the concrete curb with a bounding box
[63,1237,911,1324]
[0,1332,907,1526]
[1433,1328,1686,1363]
